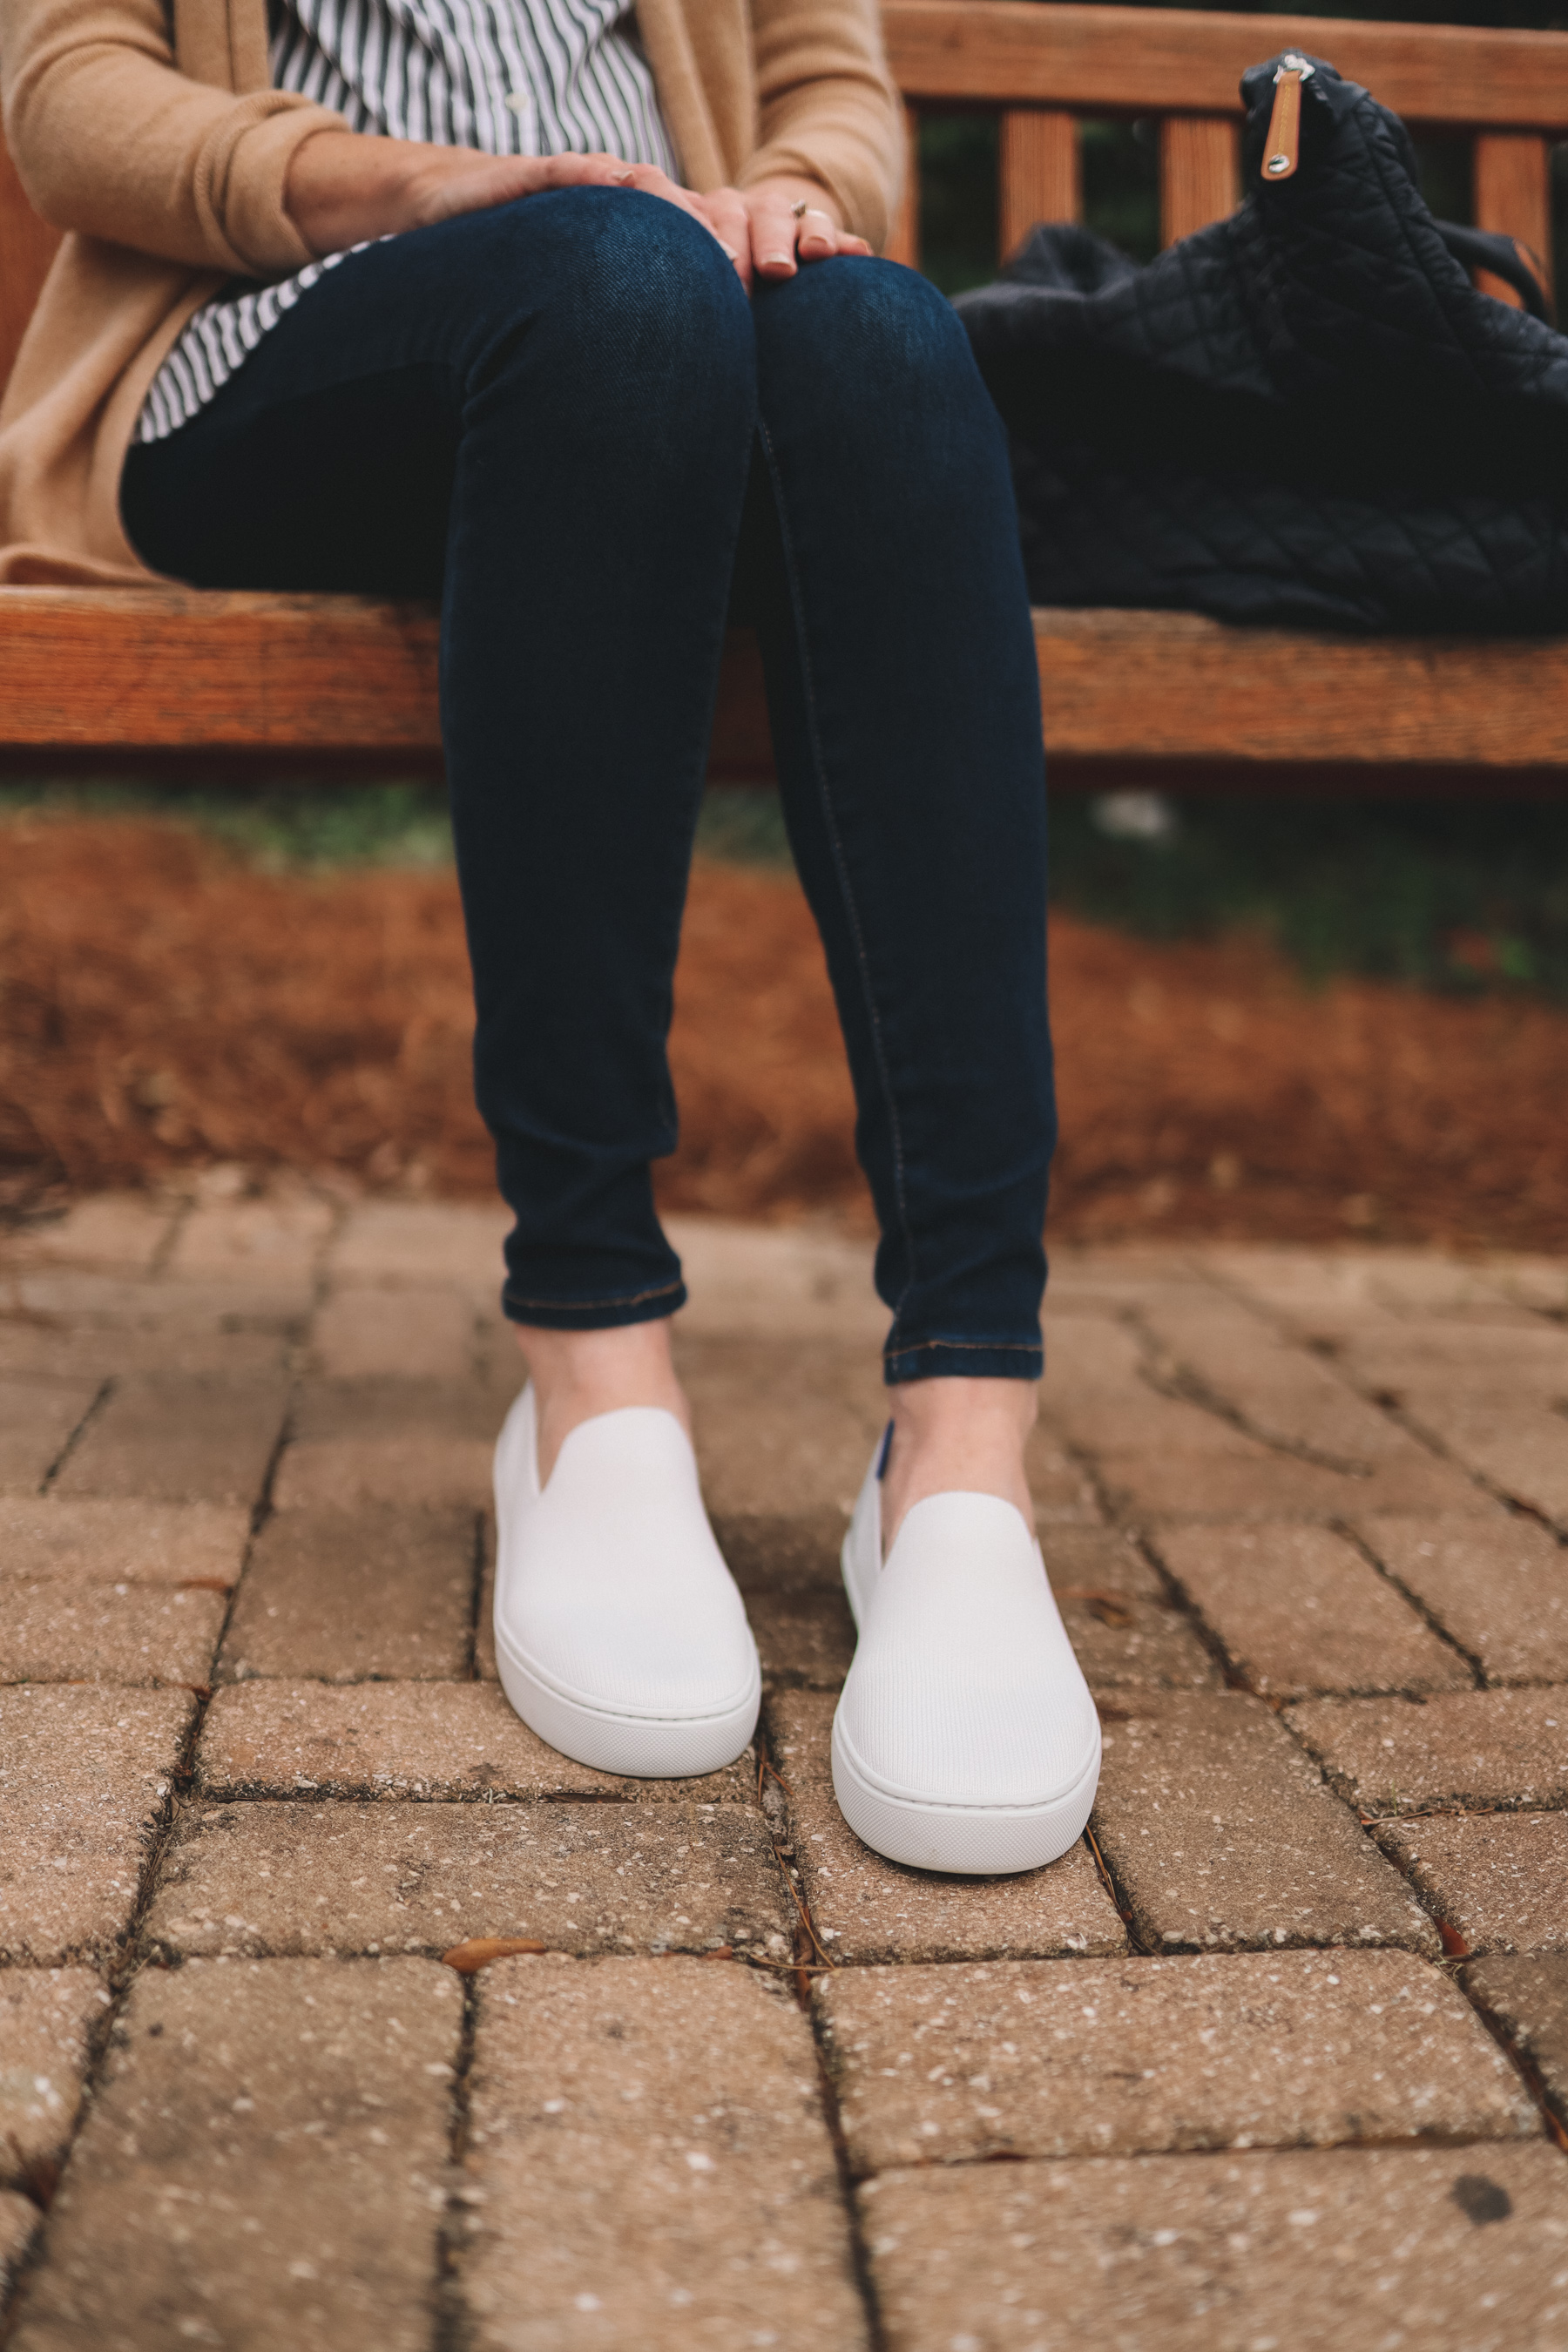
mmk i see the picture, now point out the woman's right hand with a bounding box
[285,132,730,262]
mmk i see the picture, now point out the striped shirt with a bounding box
[137,0,679,441]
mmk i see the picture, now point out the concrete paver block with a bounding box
[3,1197,175,1274]
[1150,1523,1468,1699]
[274,1436,496,1511]
[6,1957,460,2352]
[0,1382,99,1497]
[460,1953,869,2348]
[1380,1811,1568,1955]
[818,1949,1535,2173]
[0,1581,227,1686]
[289,1380,508,1446]
[678,1337,888,1521]
[220,1505,476,1683]
[0,1686,194,1964]
[1022,1426,1105,1525]
[666,1213,887,1342]
[145,1799,794,1962]
[859,2141,1568,2352]
[312,1286,476,1380]
[1045,1526,1218,1691]
[1135,1295,1433,1469]
[0,1320,288,1382]
[328,1200,510,1288]
[1402,1403,1568,1531]
[717,1515,855,1689]
[1464,1954,1568,2126]
[1091,1692,1438,1954]
[0,1969,109,2188]
[15,1269,314,1329]
[54,1373,288,1505]
[1354,1512,1568,1685]
[166,1193,334,1286]
[198,1680,757,1806]
[0,1497,249,1589]
[1053,1391,1267,1459]
[1342,1318,1568,1405]
[767,1691,1126,1963]
[1093,1446,1488,1525]
[1041,1312,1148,1389]
[275,1382,504,1511]
[1205,1244,1524,1318]
[1288,1688,1568,1814]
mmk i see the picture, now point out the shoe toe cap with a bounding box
[510,1593,759,1721]
[837,1654,1099,1808]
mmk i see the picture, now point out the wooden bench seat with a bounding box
[3,588,1565,791]
[2,0,1566,791]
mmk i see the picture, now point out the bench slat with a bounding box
[883,1,1568,130]
[999,109,1081,256]
[1159,115,1240,242]
[1032,609,1568,766]
[1,589,1563,773]
[1472,131,1555,301]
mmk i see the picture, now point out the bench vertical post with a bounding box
[884,102,923,267]
[1472,130,1555,307]
[1159,114,1240,244]
[997,109,1080,260]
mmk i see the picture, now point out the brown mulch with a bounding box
[3,813,1565,1251]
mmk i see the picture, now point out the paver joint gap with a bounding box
[36,1377,114,1497]
[1335,1519,1490,1689]
[433,1969,483,2352]
[1460,1968,1568,2156]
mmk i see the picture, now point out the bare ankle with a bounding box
[881,1375,1037,1555]
[514,1318,689,1484]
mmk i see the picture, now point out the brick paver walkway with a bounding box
[2,1187,1566,2348]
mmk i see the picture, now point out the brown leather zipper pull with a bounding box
[1262,53,1314,181]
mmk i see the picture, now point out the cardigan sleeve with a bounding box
[740,0,902,251]
[0,0,346,274]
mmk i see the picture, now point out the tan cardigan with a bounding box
[0,0,901,580]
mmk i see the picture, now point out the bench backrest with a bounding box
[882,2,1567,299]
[2,0,1566,391]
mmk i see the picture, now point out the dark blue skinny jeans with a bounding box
[122,188,1055,1381]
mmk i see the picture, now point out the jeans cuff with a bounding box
[882,1336,1043,1384]
[501,1276,686,1331]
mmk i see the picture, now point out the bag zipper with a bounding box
[1262,53,1315,181]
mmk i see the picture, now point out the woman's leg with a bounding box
[734,267,1098,1873]
[125,190,757,1473]
[738,256,1055,1544]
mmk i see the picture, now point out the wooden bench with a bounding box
[2,0,1566,792]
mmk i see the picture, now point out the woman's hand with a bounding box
[285,132,724,259]
[285,137,872,291]
[690,175,874,288]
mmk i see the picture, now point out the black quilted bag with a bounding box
[956,53,1568,632]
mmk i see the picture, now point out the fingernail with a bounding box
[762,253,793,267]
[612,169,633,183]
[719,242,740,259]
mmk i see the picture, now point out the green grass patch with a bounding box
[1048,793,1568,1001]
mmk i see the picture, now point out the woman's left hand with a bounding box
[675,173,874,289]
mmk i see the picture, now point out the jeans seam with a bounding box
[883,1336,1042,1355]
[755,412,918,1342]
[504,1277,685,1311]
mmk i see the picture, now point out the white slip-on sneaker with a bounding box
[831,1429,1101,1875]
[492,1385,760,1778]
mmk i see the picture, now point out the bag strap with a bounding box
[1436,221,1555,323]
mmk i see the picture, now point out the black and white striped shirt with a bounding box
[138,0,678,440]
